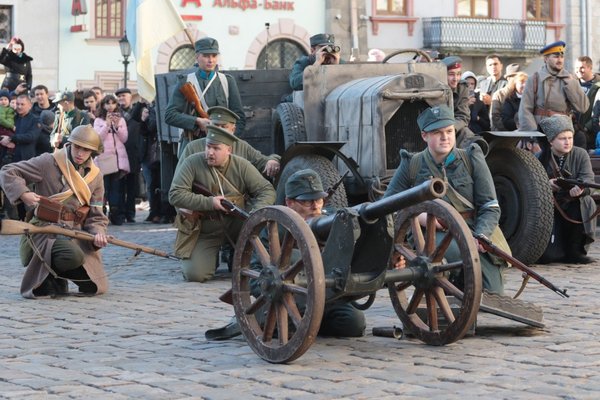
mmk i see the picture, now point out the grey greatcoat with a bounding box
[542,146,597,247]
[519,64,589,131]
[0,151,108,298]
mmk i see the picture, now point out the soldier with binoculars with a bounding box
[289,33,342,91]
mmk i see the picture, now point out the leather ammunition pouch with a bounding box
[35,197,90,225]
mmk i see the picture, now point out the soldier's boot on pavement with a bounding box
[32,275,69,298]
[205,316,242,341]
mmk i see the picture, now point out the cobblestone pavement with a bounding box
[1,210,599,399]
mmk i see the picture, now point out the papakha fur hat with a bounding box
[539,115,574,142]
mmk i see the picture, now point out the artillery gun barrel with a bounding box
[309,178,446,240]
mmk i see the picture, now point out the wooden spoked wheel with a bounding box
[388,200,482,345]
[232,206,325,363]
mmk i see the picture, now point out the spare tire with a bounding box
[276,154,348,209]
[272,103,307,154]
[486,147,553,264]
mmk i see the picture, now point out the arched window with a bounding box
[169,45,196,71]
[256,39,306,69]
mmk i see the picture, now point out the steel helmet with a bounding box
[67,125,103,154]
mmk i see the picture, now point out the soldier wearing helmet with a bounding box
[0,124,110,299]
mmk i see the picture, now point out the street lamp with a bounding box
[119,32,131,88]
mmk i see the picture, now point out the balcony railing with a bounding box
[422,17,546,54]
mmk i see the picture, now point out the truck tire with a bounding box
[272,103,307,154]
[486,147,553,264]
[276,154,348,209]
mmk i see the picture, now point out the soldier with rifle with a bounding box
[384,105,510,294]
[0,125,109,298]
[537,115,597,264]
[164,37,246,157]
[177,106,280,178]
[169,125,275,282]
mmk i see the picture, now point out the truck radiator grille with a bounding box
[385,101,430,169]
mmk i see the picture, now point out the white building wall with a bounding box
[54,0,326,92]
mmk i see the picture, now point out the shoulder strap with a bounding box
[187,72,209,111]
[218,72,229,104]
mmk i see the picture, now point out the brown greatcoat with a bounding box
[0,150,108,298]
[518,64,589,131]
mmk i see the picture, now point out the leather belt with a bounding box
[534,108,568,118]
[60,209,87,225]
[459,210,474,220]
[5,72,25,80]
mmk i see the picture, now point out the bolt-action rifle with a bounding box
[0,219,181,260]
[555,177,600,191]
[475,233,569,298]
[179,82,209,119]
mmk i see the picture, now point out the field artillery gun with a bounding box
[230,178,485,363]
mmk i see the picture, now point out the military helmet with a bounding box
[67,125,103,154]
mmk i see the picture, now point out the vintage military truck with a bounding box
[155,58,553,265]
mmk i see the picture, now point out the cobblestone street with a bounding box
[1,210,599,399]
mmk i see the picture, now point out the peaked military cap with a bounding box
[310,33,335,47]
[417,105,455,132]
[442,56,462,71]
[207,106,240,125]
[195,37,220,54]
[540,41,566,56]
[285,169,328,201]
[539,115,574,142]
[206,125,238,147]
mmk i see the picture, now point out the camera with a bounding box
[322,45,340,54]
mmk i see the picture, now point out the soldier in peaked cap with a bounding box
[177,105,281,178]
[384,105,510,295]
[169,124,275,282]
[536,115,596,264]
[165,37,246,157]
[289,33,342,91]
[441,55,475,147]
[518,41,589,145]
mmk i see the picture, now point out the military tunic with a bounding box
[385,145,507,294]
[164,70,246,138]
[169,153,275,282]
[0,151,108,298]
[519,65,589,131]
[177,137,280,174]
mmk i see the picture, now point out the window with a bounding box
[169,45,196,71]
[457,0,490,17]
[95,0,124,38]
[526,0,552,20]
[256,39,306,69]
[0,6,12,43]
[376,0,406,15]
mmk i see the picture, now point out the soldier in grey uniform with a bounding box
[384,105,509,294]
[177,106,280,177]
[169,125,275,282]
[164,37,246,156]
[519,41,589,146]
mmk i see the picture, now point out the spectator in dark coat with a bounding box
[461,71,490,133]
[36,110,54,156]
[0,94,40,162]
[501,72,529,131]
[116,87,144,223]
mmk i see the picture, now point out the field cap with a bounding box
[285,169,328,201]
[417,105,455,132]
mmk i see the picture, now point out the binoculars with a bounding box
[322,45,340,54]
